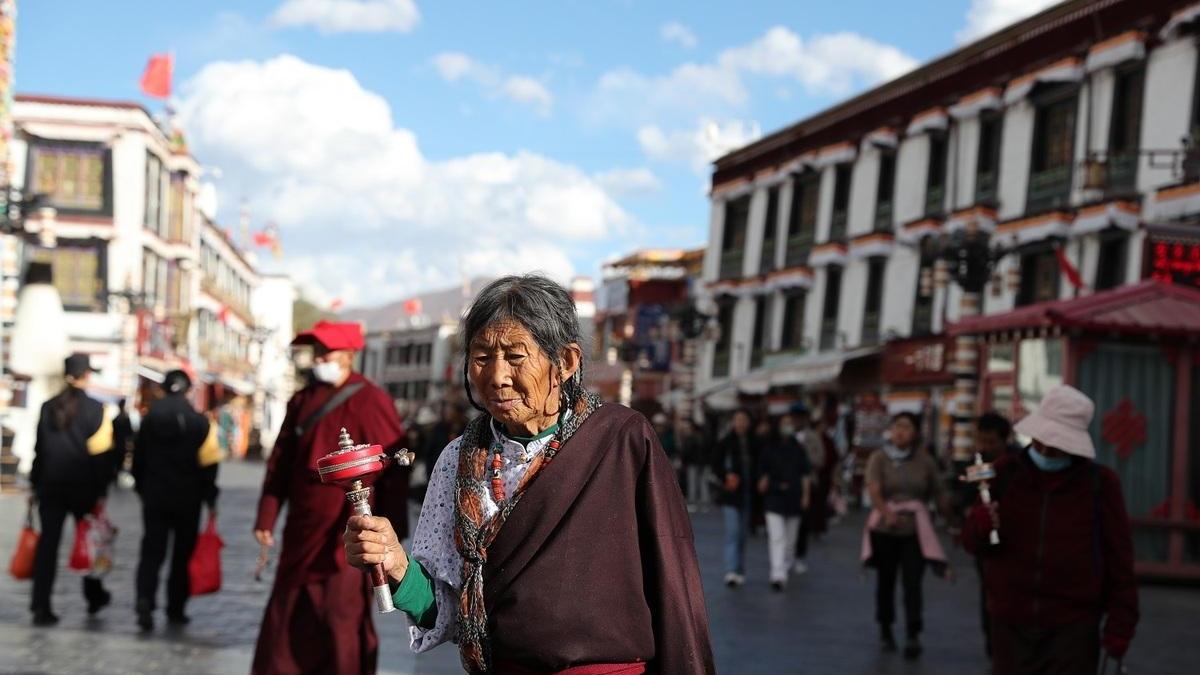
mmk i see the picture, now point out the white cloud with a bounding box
[431,52,554,115]
[270,0,420,34]
[956,0,1059,44]
[661,21,698,49]
[594,168,663,197]
[719,28,918,97]
[178,55,626,305]
[638,118,762,172]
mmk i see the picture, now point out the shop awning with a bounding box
[769,346,883,387]
[949,280,1200,338]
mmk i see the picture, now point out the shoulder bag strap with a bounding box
[294,382,365,439]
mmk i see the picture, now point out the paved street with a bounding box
[1,459,1197,675]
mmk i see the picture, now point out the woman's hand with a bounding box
[344,515,409,585]
[254,529,274,548]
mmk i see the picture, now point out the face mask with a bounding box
[1028,446,1071,472]
[312,361,346,384]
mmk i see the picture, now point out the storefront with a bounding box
[952,280,1200,580]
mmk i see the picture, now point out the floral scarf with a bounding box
[453,392,603,674]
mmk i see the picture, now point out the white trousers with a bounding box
[765,512,801,583]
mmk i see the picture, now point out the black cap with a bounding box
[64,353,99,378]
[164,369,192,395]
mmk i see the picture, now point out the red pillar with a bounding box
[1168,347,1194,567]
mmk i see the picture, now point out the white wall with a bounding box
[881,245,920,337]
[955,117,981,210]
[894,135,927,225]
[1140,38,1196,194]
[839,260,868,347]
[848,150,878,237]
[743,187,767,277]
[997,101,1034,220]
[815,166,835,243]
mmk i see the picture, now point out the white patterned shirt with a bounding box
[407,419,556,653]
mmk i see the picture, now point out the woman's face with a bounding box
[890,416,917,449]
[468,320,579,436]
[732,411,751,435]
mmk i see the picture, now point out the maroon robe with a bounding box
[251,373,407,675]
[482,404,714,674]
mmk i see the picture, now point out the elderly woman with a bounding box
[345,275,714,675]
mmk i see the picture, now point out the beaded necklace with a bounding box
[489,422,562,503]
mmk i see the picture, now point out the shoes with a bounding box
[792,560,808,575]
[137,609,154,632]
[86,588,112,616]
[32,610,59,627]
[880,625,897,653]
[770,580,785,592]
[904,635,923,660]
[166,612,191,627]
[723,572,745,588]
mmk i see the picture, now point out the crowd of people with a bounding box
[19,275,1143,675]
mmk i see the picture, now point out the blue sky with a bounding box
[15,0,1056,308]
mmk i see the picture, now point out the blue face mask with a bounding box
[1028,446,1072,472]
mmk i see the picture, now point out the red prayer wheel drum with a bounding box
[317,428,413,614]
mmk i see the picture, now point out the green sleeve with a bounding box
[390,559,438,629]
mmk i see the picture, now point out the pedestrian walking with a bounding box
[112,398,134,484]
[758,408,812,590]
[962,385,1138,675]
[28,353,116,626]
[251,320,408,675]
[342,275,714,673]
[652,412,683,487]
[861,412,951,660]
[132,369,221,630]
[712,409,759,588]
[680,418,711,512]
[966,411,1021,658]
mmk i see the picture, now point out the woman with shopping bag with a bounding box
[28,353,117,626]
[133,369,221,631]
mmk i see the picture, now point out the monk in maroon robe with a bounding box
[251,321,407,675]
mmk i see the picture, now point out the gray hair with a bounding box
[460,275,587,414]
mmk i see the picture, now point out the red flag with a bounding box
[217,306,230,325]
[140,53,173,99]
[1053,244,1085,291]
[403,298,422,315]
[252,230,276,248]
[329,298,344,312]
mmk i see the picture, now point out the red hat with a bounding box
[292,320,364,351]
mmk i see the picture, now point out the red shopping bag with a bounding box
[189,512,223,596]
[8,504,38,580]
[68,517,92,572]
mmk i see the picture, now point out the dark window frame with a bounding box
[1107,64,1144,195]
[861,257,886,345]
[819,266,843,351]
[24,137,114,217]
[1016,242,1062,307]
[712,298,736,378]
[925,132,949,217]
[975,112,1003,206]
[830,164,852,240]
[750,295,769,369]
[785,171,821,267]
[720,196,751,279]
[760,185,780,273]
[779,291,806,351]
[25,236,109,313]
[1027,84,1079,213]
[1094,233,1128,291]
[874,151,896,231]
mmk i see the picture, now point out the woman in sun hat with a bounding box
[962,384,1139,675]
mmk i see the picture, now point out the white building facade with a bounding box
[698,0,1200,430]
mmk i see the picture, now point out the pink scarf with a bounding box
[861,500,949,576]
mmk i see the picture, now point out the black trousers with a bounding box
[870,531,926,635]
[976,554,992,657]
[31,486,103,613]
[990,619,1100,675]
[136,500,201,615]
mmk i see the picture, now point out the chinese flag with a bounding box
[1054,245,1085,291]
[403,298,422,316]
[252,230,276,248]
[141,53,173,99]
[217,306,230,325]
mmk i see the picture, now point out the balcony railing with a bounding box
[975,170,998,205]
[712,350,731,378]
[829,210,848,240]
[1027,165,1072,213]
[784,234,813,268]
[873,200,893,232]
[759,240,777,274]
[1106,152,1138,196]
[924,184,946,216]
[861,311,881,345]
[719,249,744,280]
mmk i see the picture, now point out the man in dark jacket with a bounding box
[712,409,758,587]
[133,369,220,630]
[758,407,812,590]
[962,385,1138,675]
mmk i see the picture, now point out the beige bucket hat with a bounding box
[1013,384,1096,459]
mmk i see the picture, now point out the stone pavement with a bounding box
[1,459,1196,674]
